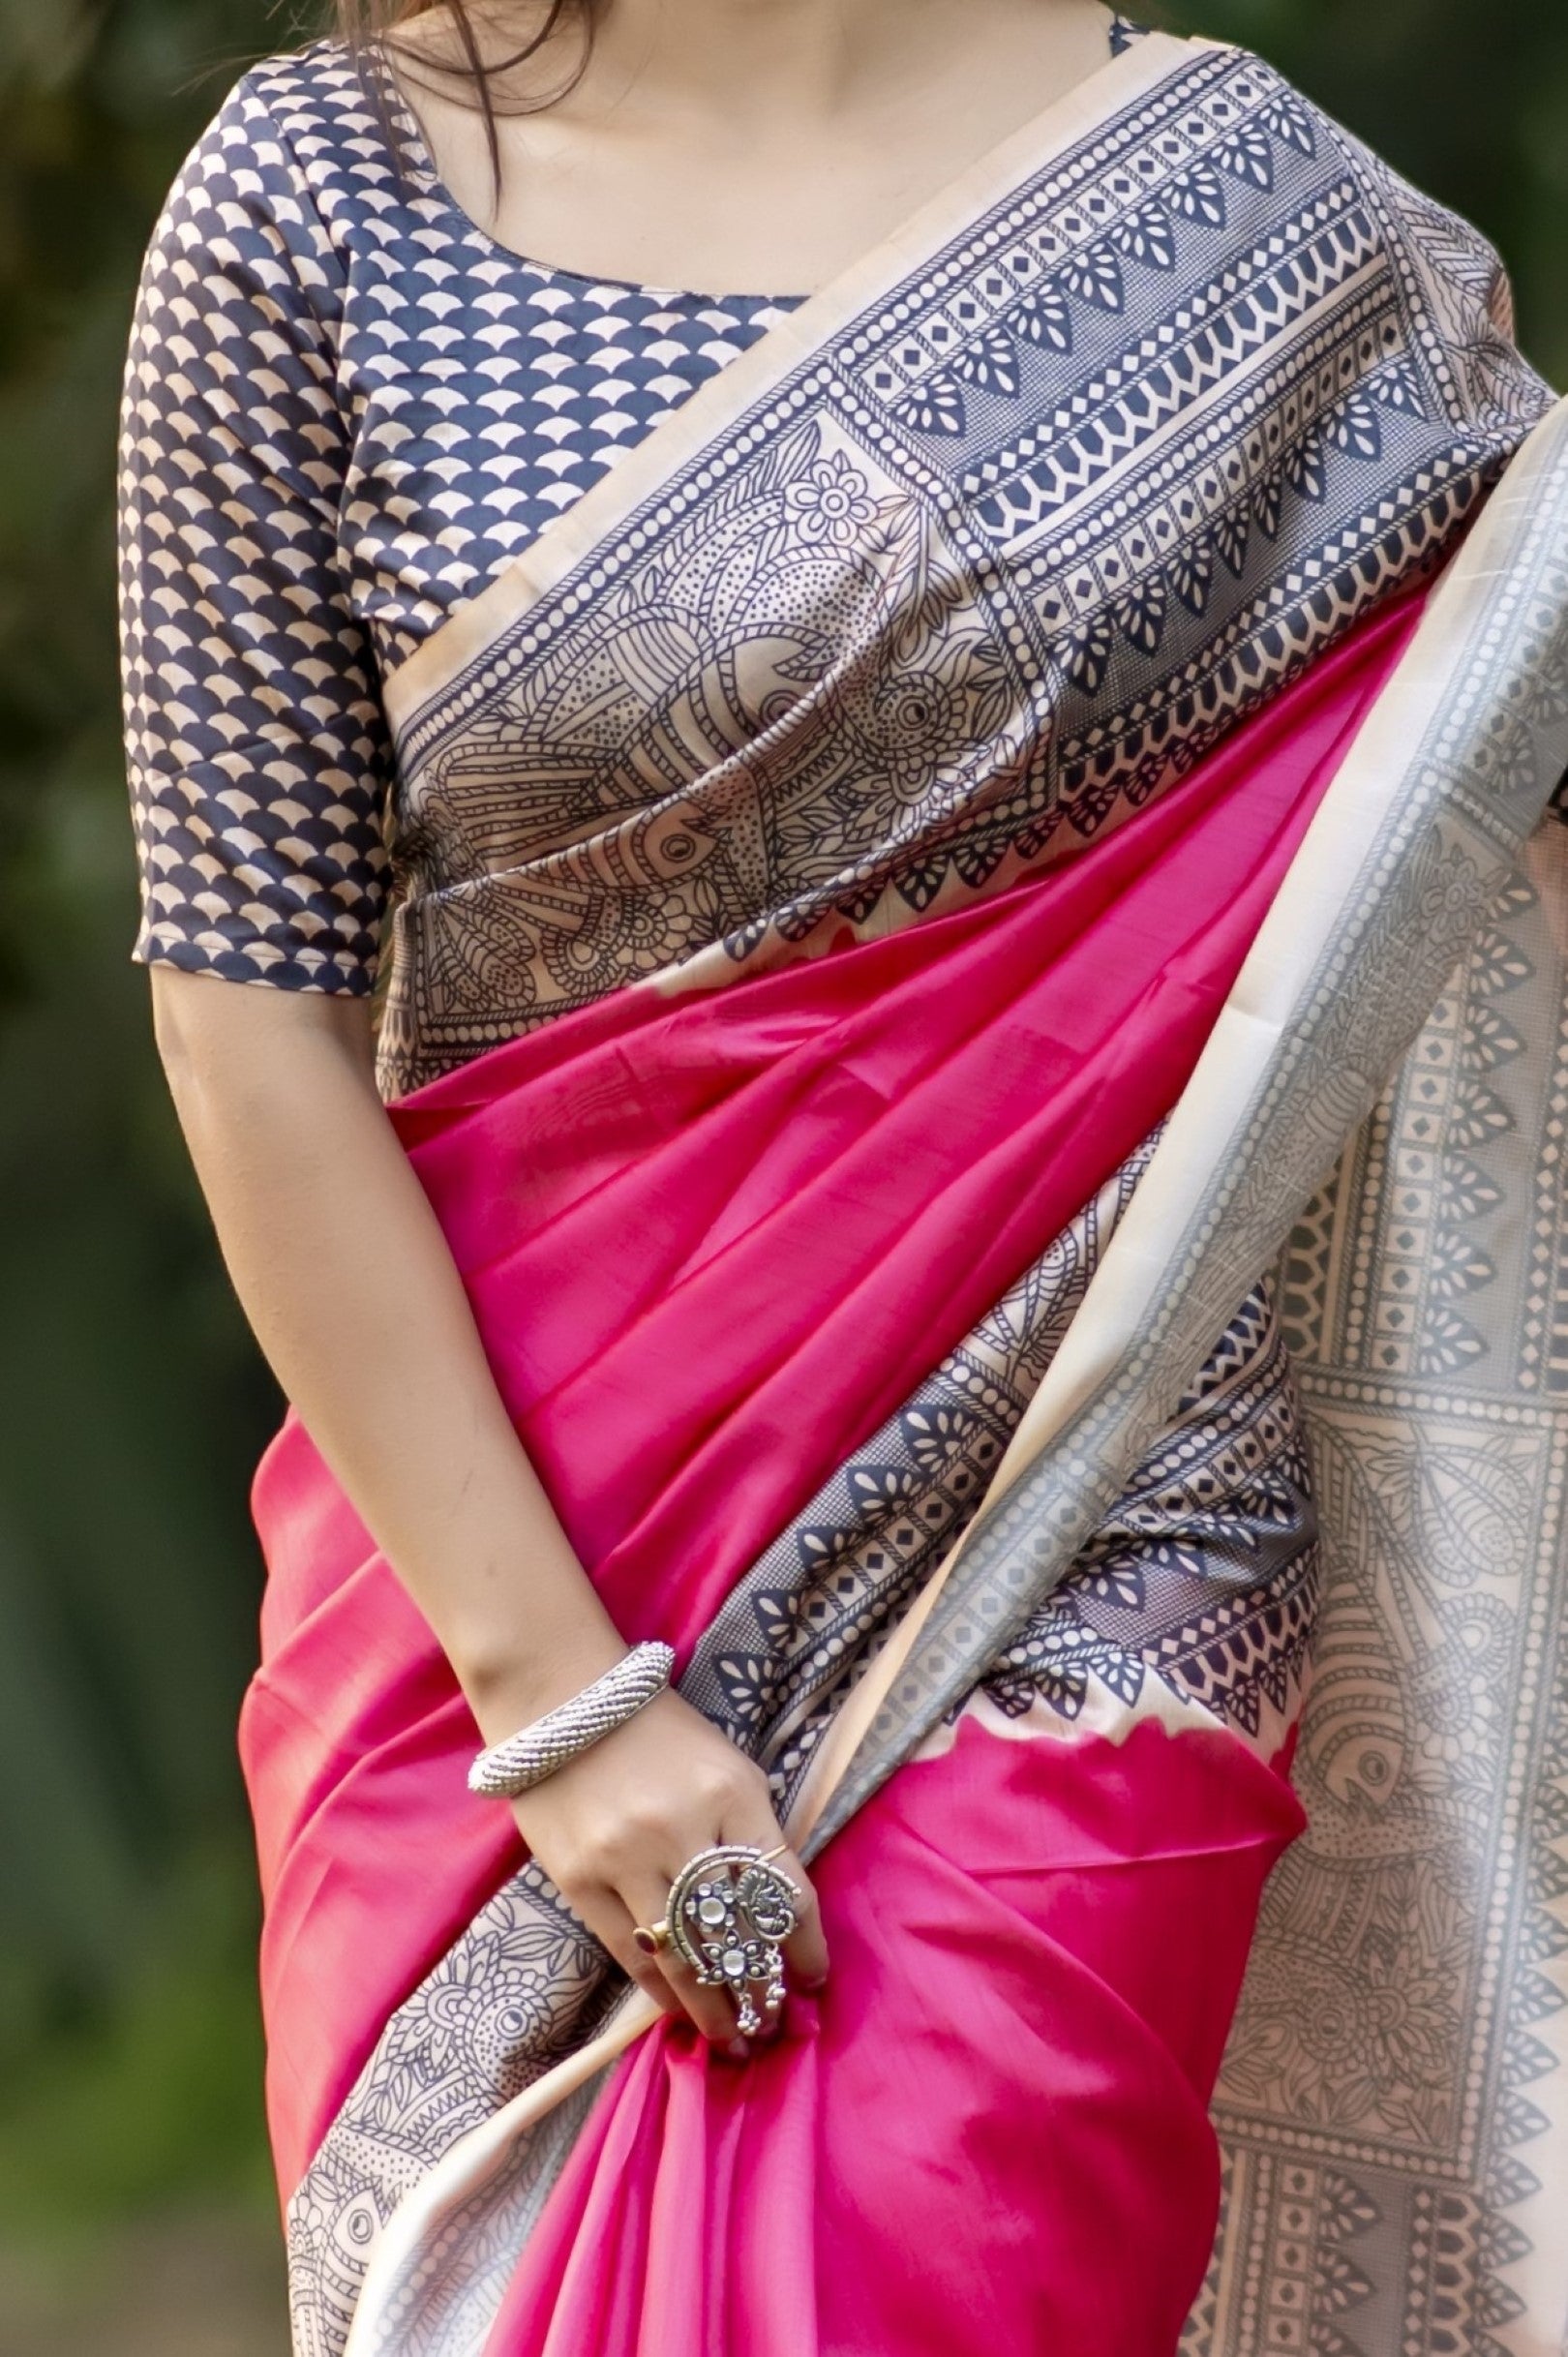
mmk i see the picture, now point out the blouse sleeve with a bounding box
[119,73,391,996]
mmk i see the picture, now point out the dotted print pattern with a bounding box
[118,41,805,998]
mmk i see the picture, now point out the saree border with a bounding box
[379,28,1210,738]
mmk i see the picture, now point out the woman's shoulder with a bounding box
[226,35,398,152]
[166,39,409,236]
[148,38,422,299]
[179,38,359,153]
[1142,36,1549,420]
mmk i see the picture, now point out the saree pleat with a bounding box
[489,1717,1302,2356]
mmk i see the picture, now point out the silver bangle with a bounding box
[467,1641,677,1798]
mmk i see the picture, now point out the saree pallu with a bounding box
[245,31,1568,2357]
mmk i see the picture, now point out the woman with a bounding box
[119,2,1568,2350]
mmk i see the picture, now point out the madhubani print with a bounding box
[286,1143,1321,2357]
[306,409,1565,2357]
[380,41,1551,1091]
[699,1204,1316,1807]
[981,1289,1318,1752]
[313,410,1568,2357]
[285,1878,614,2357]
[1181,832,1568,2356]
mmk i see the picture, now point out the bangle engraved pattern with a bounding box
[467,1642,677,1798]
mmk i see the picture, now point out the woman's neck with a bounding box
[438,0,1115,131]
[399,0,1124,296]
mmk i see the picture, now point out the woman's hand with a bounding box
[508,1687,829,2052]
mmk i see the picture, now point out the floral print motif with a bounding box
[783,451,881,547]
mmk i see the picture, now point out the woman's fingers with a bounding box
[509,1694,829,2050]
[719,1802,830,1992]
[771,1846,830,1987]
[612,1831,829,2047]
[564,1883,685,2022]
[617,1866,746,2045]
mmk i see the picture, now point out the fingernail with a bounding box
[725,2037,752,2063]
[800,1969,829,1991]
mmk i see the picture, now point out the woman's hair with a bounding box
[333,2,594,170]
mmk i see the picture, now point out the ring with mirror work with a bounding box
[651,1842,803,2038]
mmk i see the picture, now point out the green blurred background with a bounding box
[0,0,1561,2346]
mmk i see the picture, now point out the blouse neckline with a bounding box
[369,52,811,309]
[366,11,1144,311]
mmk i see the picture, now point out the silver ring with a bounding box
[665,1842,801,2037]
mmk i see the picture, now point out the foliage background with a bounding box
[0,0,1560,2344]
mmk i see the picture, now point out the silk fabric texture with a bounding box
[231,30,1568,2357]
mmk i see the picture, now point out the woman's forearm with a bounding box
[150,964,829,2040]
[149,964,625,1739]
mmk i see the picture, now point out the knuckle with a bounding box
[689,1758,741,1812]
[584,1808,664,1878]
[597,1798,661,1853]
[731,1754,772,1802]
[548,1858,594,1911]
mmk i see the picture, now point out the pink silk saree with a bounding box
[240,31,1568,2357]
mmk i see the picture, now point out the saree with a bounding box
[240,30,1568,2356]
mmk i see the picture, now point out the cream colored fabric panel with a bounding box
[1187,825,1568,2354]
